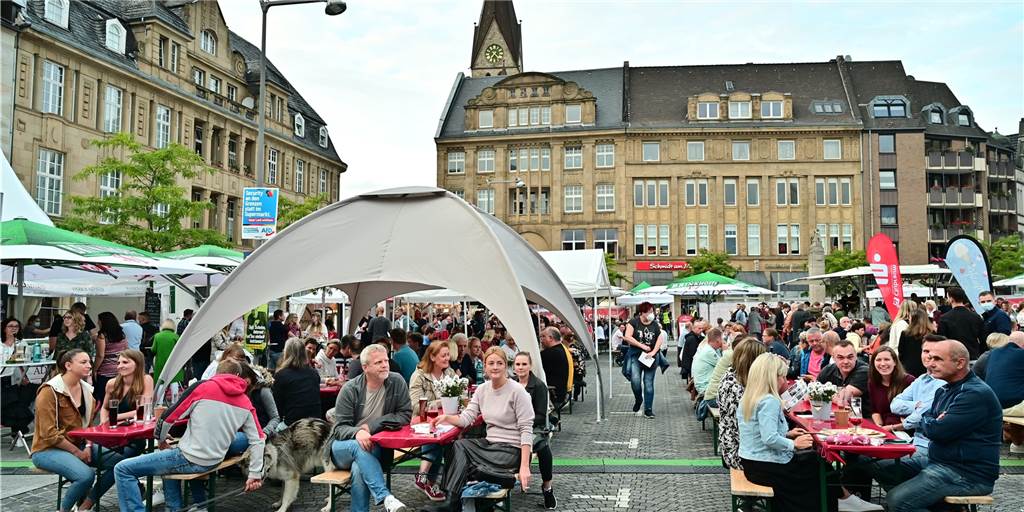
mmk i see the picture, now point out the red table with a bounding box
[320,385,341,398]
[67,420,156,449]
[370,421,466,487]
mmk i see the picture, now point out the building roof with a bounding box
[472,0,521,68]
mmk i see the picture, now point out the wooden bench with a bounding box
[163,453,247,512]
[709,407,721,456]
[730,468,773,512]
[311,470,352,512]
[943,495,993,512]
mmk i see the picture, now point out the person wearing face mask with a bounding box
[978,291,1011,338]
[623,303,662,418]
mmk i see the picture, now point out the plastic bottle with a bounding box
[31,341,41,362]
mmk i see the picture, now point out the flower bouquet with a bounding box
[807,381,838,420]
[434,375,470,414]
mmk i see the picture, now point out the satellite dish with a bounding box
[241,97,254,108]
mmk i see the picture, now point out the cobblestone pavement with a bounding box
[4,350,1024,511]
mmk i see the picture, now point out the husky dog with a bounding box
[256,418,333,512]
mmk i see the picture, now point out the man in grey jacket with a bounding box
[325,344,411,512]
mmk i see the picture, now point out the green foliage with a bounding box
[277,194,329,231]
[59,133,229,253]
[675,250,738,278]
[605,252,629,287]
[983,234,1024,280]
[824,249,866,297]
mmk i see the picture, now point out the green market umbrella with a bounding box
[630,280,652,293]
[161,245,244,269]
[665,271,776,296]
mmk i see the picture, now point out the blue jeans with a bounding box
[330,439,391,512]
[883,458,994,512]
[627,348,656,413]
[114,447,217,512]
[421,443,443,481]
[32,444,124,511]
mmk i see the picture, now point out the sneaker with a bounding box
[634,410,644,417]
[383,495,407,512]
[543,488,557,509]
[644,411,655,419]
[151,491,165,506]
[413,475,445,502]
[837,494,883,512]
[1011,443,1024,454]
[631,399,642,413]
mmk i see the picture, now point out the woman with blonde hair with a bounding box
[739,353,837,511]
[52,310,94,363]
[99,350,153,455]
[973,332,1010,380]
[304,312,329,341]
[407,341,457,501]
[285,313,301,338]
[888,300,919,356]
[716,338,768,469]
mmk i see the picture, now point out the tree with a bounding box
[983,234,1024,280]
[824,249,866,297]
[277,194,328,231]
[58,133,229,252]
[605,252,629,287]
[675,250,738,278]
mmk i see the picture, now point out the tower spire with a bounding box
[470,0,522,78]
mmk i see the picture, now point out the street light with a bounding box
[487,177,526,188]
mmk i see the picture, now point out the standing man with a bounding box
[540,327,570,406]
[367,306,391,345]
[394,307,413,333]
[267,310,288,369]
[937,287,985,360]
[745,304,764,340]
[978,291,1011,337]
[732,304,747,326]
[679,320,706,380]
[176,309,194,335]
[121,310,143,351]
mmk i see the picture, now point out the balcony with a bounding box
[989,195,1016,213]
[193,84,257,121]
[988,161,1015,180]
[928,225,982,242]
[927,187,978,208]
[926,151,976,172]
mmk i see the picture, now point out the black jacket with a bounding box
[679,332,703,379]
[937,306,985,359]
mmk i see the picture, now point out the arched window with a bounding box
[44,0,69,27]
[929,109,943,124]
[319,127,329,148]
[200,30,217,55]
[105,20,125,53]
[294,114,305,137]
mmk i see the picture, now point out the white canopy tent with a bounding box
[866,285,945,299]
[617,293,673,306]
[993,274,1024,287]
[398,288,473,304]
[289,288,350,305]
[159,187,606,420]
[781,264,950,285]
[1,152,53,225]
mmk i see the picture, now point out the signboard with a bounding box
[635,261,690,271]
[241,187,280,240]
[144,289,162,322]
[944,235,993,313]
[244,303,268,351]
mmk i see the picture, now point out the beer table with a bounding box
[68,421,158,512]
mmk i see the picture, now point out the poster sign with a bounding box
[241,187,279,240]
[244,303,269,351]
[635,261,690,271]
[867,233,904,319]
[944,235,992,312]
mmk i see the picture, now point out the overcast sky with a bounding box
[218,0,1024,200]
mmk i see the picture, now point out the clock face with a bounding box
[484,44,504,64]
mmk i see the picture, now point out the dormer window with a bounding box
[294,114,305,137]
[872,99,906,118]
[957,113,970,126]
[478,109,493,129]
[318,127,328,148]
[105,20,126,53]
[929,110,943,124]
[44,0,69,28]
[200,30,217,55]
[813,101,844,114]
[728,101,751,119]
[565,104,582,124]
[697,102,719,119]
[761,101,783,118]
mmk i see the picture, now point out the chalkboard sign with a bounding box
[145,290,162,322]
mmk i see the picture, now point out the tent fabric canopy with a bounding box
[1,153,53,226]
[160,245,244,269]
[158,187,605,417]
[538,249,612,298]
[781,264,950,286]
[666,271,776,296]
[617,293,673,306]
[993,274,1024,287]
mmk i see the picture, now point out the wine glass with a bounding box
[849,397,863,434]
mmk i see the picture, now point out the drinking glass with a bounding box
[849,397,863,434]
[108,399,120,428]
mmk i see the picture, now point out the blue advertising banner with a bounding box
[943,235,993,312]
[241,187,279,239]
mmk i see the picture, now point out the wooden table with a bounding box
[68,420,159,512]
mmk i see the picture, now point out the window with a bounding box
[658,180,669,207]
[789,179,800,206]
[596,143,615,168]
[225,198,235,239]
[319,127,329,148]
[732,141,750,161]
[477,149,495,173]
[697,102,719,119]
[685,179,708,206]
[872,99,905,118]
[154,202,170,218]
[878,134,895,154]
[191,68,204,86]
[478,110,493,129]
[227,85,237,102]
[507,108,517,127]
[293,114,304,137]
[685,224,697,255]
[826,178,839,205]
[725,224,738,255]
[447,151,465,174]
[200,30,217,55]
[633,181,643,207]
[155,105,171,148]
[687,141,704,161]
[746,179,759,206]
[777,225,790,255]
[518,109,528,126]
[105,20,125,53]
[540,147,550,170]
[295,160,305,193]
[842,224,853,250]
[761,100,783,118]
[881,206,898,226]
[728,101,751,119]
[103,85,122,133]
[790,225,801,255]
[476,189,495,214]
[815,178,826,206]
[99,171,121,223]
[646,180,656,207]
[193,122,204,156]
[778,140,795,160]
[529,107,540,125]
[44,0,68,27]
[36,149,64,215]
[564,146,582,169]
[813,101,844,113]
[747,224,761,256]
[565,104,582,124]
[564,185,583,213]
[840,178,851,205]
[541,106,551,125]
[879,171,896,190]
[777,179,788,206]
[594,228,618,255]
[776,178,798,206]
[562,229,586,251]
[634,225,645,256]
[596,184,615,212]
[267,148,278,184]
[699,224,709,250]
[158,37,168,67]
[634,179,668,207]
[41,61,64,115]
[170,43,180,73]
[642,142,660,162]
[319,169,328,195]
[823,139,842,160]
[659,225,670,256]
[451,189,464,200]
[724,179,737,206]
[829,224,841,252]
[957,113,970,126]
[529,148,540,170]
[929,110,942,124]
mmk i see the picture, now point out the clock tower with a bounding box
[470,1,523,78]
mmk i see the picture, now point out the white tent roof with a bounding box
[289,288,350,305]
[399,288,473,303]
[617,293,673,306]
[866,285,945,299]
[1,152,53,225]
[993,274,1024,287]
[781,264,950,285]
[159,187,604,416]
[538,249,612,298]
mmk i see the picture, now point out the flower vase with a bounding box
[441,396,460,415]
[810,400,831,421]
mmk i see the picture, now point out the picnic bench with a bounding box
[730,468,773,512]
[163,452,248,512]
[311,470,352,512]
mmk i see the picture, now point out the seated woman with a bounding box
[427,346,534,512]
[868,346,915,430]
[272,338,322,425]
[738,353,838,512]
[716,338,767,470]
[408,342,457,501]
[31,349,125,512]
[512,352,557,509]
[99,349,154,455]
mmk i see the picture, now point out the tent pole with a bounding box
[593,291,601,423]
[15,263,24,319]
[462,302,467,335]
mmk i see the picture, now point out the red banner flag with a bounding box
[867,233,904,319]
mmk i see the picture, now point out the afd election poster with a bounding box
[944,235,993,312]
[241,187,279,239]
[244,303,269,351]
[867,233,904,319]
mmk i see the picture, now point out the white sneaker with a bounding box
[151,491,165,506]
[382,495,407,512]
[838,494,883,512]
[1011,443,1024,454]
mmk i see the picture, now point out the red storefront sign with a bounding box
[635,261,690,271]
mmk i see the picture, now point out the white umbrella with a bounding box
[993,274,1024,287]
[616,293,673,306]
